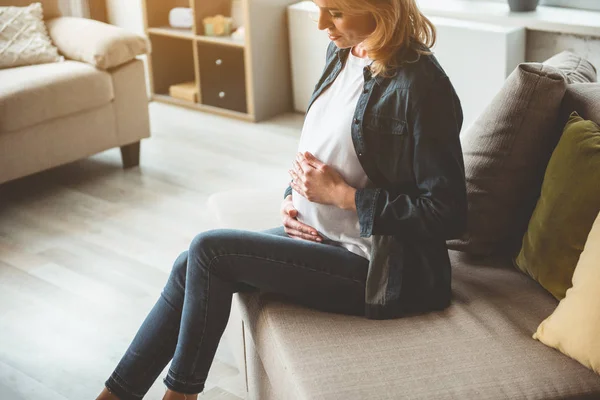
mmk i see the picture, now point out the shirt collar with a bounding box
[335,46,387,84]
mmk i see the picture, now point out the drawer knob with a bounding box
[215,59,223,66]
[219,91,226,98]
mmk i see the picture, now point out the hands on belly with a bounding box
[280,194,324,243]
[288,151,353,209]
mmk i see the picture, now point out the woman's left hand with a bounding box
[289,151,353,208]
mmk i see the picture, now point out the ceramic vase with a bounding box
[508,0,540,12]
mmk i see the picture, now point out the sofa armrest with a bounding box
[46,17,150,70]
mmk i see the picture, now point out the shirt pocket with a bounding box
[364,115,407,136]
[363,115,410,183]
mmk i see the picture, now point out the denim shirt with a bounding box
[285,42,467,320]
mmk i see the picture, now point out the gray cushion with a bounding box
[543,50,597,84]
[560,83,600,127]
[447,63,567,256]
[237,251,600,400]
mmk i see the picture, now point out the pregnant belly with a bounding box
[292,191,360,241]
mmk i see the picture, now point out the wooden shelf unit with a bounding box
[142,0,298,122]
[147,26,195,40]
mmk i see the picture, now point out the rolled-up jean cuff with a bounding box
[163,374,205,395]
[105,375,144,400]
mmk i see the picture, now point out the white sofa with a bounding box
[0,0,151,184]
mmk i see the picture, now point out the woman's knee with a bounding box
[188,229,244,277]
[188,229,232,258]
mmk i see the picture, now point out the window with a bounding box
[541,0,600,11]
[473,0,600,12]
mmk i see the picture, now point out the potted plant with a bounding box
[508,0,539,11]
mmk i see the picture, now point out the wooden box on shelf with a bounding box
[144,0,194,37]
[169,81,199,103]
[142,0,298,122]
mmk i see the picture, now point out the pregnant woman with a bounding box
[97,0,466,398]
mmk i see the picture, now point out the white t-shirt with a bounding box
[293,50,373,260]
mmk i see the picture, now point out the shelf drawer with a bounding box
[198,43,247,113]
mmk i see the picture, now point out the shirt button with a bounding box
[354,118,360,125]
[363,89,369,94]
[358,152,363,157]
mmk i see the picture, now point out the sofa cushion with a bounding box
[237,250,600,400]
[543,50,597,84]
[559,83,600,127]
[0,3,63,69]
[515,112,600,300]
[447,63,567,256]
[0,60,113,132]
[46,17,150,70]
[534,211,600,376]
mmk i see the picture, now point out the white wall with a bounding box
[105,0,145,34]
[288,2,527,131]
[429,17,526,131]
[288,2,330,113]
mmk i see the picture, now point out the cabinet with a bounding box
[197,42,247,113]
[142,0,298,122]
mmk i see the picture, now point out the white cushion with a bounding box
[207,188,284,231]
[0,3,63,69]
[46,17,150,70]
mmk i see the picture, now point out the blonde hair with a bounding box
[332,0,436,77]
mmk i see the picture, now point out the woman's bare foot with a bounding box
[96,387,120,400]
[163,389,199,400]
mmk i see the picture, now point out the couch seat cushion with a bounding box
[0,60,113,132]
[237,250,600,400]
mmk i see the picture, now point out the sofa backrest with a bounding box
[559,83,600,127]
[0,0,65,19]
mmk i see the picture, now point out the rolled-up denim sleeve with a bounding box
[356,75,467,240]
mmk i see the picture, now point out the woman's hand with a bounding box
[281,194,324,242]
[289,152,356,210]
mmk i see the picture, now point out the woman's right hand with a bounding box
[281,195,323,243]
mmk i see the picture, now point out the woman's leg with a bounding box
[103,251,190,399]
[165,226,368,394]
[103,226,368,399]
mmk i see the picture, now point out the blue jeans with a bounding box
[105,226,369,399]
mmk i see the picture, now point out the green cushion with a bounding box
[515,112,600,300]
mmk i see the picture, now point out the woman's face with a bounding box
[313,0,376,49]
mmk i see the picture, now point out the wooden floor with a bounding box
[0,103,304,400]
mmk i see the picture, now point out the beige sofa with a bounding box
[208,83,600,398]
[0,0,150,184]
